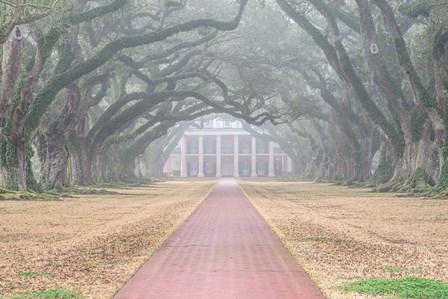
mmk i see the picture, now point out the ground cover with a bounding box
[0,180,216,298]
[238,180,448,299]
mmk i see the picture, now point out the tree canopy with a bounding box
[1,0,448,195]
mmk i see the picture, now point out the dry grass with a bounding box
[0,180,216,298]
[238,180,448,299]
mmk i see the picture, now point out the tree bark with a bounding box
[0,31,22,189]
[42,81,82,190]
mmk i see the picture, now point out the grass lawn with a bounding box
[0,180,216,298]
[238,180,448,299]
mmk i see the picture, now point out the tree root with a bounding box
[373,168,435,194]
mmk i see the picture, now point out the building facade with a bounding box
[164,118,292,177]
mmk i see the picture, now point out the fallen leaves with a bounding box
[238,181,448,299]
[0,180,215,298]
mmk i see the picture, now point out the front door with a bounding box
[222,158,234,176]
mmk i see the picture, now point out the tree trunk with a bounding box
[70,137,93,185]
[0,29,22,126]
[0,30,23,190]
[42,134,69,190]
[93,148,108,184]
[0,30,46,191]
[41,76,82,189]
[414,120,438,184]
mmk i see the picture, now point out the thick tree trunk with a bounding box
[0,30,22,126]
[93,148,108,184]
[42,134,69,190]
[116,155,134,182]
[392,141,413,182]
[357,0,418,186]
[359,137,373,181]
[0,142,24,190]
[0,31,46,191]
[41,76,82,189]
[373,0,448,191]
[0,31,23,190]
[432,35,448,190]
[70,137,93,185]
[413,121,438,185]
[373,144,394,184]
[150,157,166,177]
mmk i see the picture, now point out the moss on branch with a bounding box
[399,1,431,18]
[24,0,248,133]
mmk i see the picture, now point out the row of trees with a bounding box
[0,0,294,191]
[238,0,448,193]
[1,0,448,194]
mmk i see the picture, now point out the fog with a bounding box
[0,0,446,194]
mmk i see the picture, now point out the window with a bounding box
[257,161,267,176]
[221,137,233,154]
[204,120,212,128]
[190,162,198,176]
[205,162,214,173]
[187,139,198,154]
[224,120,231,127]
[204,138,215,154]
[204,162,215,176]
[240,138,251,154]
[241,161,250,176]
[256,139,268,154]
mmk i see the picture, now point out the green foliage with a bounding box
[372,162,393,184]
[276,175,304,182]
[338,277,448,299]
[16,271,51,278]
[11,289,81,299]
[411,108,428,142]
[0,191,58,200]
[67,188,119,195]
[16,272,39,278]
[399,1,430,18]
[435,147,448,191]
[393,37,436,109]
[405,167,434,191]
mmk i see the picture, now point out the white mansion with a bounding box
[164,118,292,177]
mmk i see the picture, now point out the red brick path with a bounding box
[114,179,325,298]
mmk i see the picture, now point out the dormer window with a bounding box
[204,120,212,128]
[224,120,231,127]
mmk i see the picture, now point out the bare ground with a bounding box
[238,180,448,299]
[0,180,216,298]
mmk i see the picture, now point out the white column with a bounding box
[234,135,239,177]
[198,135,204,177]
[251,137,257,177]
[287,156,293,174]
[268,141,275,177]
[216,135,221,177]
[180,136,187,177]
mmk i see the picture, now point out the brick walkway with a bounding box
[114,179,325,299]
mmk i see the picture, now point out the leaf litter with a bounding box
[0,180,215,298]
[238,181,448,299]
